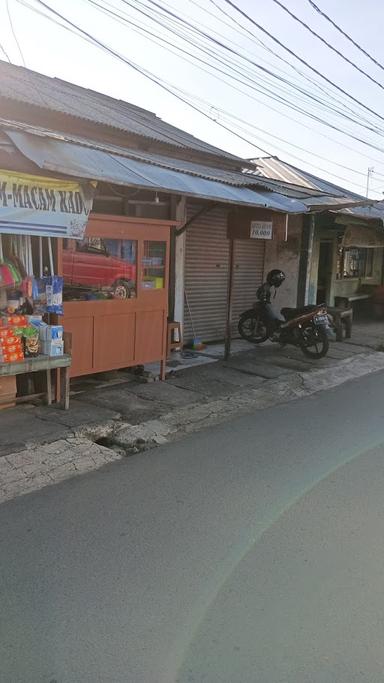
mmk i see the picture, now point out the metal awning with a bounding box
[7,131,308,214]
[342,225,384,248]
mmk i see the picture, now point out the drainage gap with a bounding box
[94,435,158,457]
[94,436,127,457]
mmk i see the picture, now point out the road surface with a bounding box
[2,371,384,682]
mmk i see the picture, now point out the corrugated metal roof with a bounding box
[2,120,361,203]
[0,118,273,188]
[8,130,308,213]
[243,169,327,197]
[331,202,384,222]
[249,156,363,199]
[0,60,242,161]
[300,196,372,209]
[247,156,384,219]
[5,120,351,201]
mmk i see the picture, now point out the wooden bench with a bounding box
[334,294,370,308]
[334,286,375,311]
[0,354,72,410]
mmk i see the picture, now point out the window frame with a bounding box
[336,244,375,280]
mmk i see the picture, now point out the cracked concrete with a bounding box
[1,333,384,503]
[106,352,384,452]
[0,437,121,503]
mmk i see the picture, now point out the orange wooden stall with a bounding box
[57,215,176,379]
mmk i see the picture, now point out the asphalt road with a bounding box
[2,371,384,683]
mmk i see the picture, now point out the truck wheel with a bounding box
[112,280,135,299]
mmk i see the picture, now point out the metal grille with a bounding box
[184,204,230,343]
[184,204,265,343]
[231,239,265,333]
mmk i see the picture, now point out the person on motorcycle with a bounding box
[257,269,286,338]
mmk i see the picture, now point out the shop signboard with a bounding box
[250,221,273,239]
[0,170,95,239]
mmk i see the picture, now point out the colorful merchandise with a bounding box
[0,263,16,288]
[45,276,64,315]
[41,339,64,357]
[37,324,63,341]
[22,327,40,358]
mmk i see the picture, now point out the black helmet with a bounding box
[266,269,286,287]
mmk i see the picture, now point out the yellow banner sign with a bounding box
[0,170,95,239]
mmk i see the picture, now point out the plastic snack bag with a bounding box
[45,276,63,315]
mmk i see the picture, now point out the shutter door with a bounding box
[184,204,229,343]
[231,239,265,334]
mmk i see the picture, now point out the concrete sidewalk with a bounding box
[1,322,384,503]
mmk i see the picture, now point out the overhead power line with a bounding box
[14,0,384,188]
[84,0,384,158]
[86,0,383,158]
[31,0,273,153]
[6,0,26,66]
[222,0,384,125]
[144,0,344,111]
[307,0,384,74]
[92,0,383,137]
[0,40,11,63]
[123,0,384,148]
[147,0,383,133]
[205,0,341,103]
[271,0,384,92]
[168,88,382,193]
[93,0,384,152]
[16,0,384,195]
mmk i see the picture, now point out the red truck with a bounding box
[63,240,136,299]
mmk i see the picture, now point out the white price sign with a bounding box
[250,221,273,240]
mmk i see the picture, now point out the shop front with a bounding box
[0,169,95,407]
[59,214,174,378]
[181,203,303,350]
[0,167,175,408]
[183,203,268,345]
[308,218,384,313]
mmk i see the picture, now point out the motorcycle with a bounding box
[238,281,330,359]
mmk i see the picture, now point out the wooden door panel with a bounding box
[64,316,94,377]
[94,313,135,370]
[135,310,164,363]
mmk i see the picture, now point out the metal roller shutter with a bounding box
[231,239,265,333]
[184,204,230,343]
[184,204,266,343]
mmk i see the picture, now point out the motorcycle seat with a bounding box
[281,305,318,320]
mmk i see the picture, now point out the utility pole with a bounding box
[366,166,374,197]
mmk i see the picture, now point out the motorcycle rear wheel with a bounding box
[238,311,268,344]
[300,325,329,359]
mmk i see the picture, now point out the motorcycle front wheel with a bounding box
[299,325,329,359]
[238,311,268,344]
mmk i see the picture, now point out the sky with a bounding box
[1,0,384,198]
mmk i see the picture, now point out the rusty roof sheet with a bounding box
[0,60,242,161]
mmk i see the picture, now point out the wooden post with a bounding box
[160,313,168,381]
[46,369,52,406]
[61,366,70,410]
[224,238,235,361]
[55,238,64,402]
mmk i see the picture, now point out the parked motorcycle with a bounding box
[238,269,330,359]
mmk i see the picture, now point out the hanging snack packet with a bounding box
[45,276,63,315]
[22,326,40,357]
[33,278,47,315]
